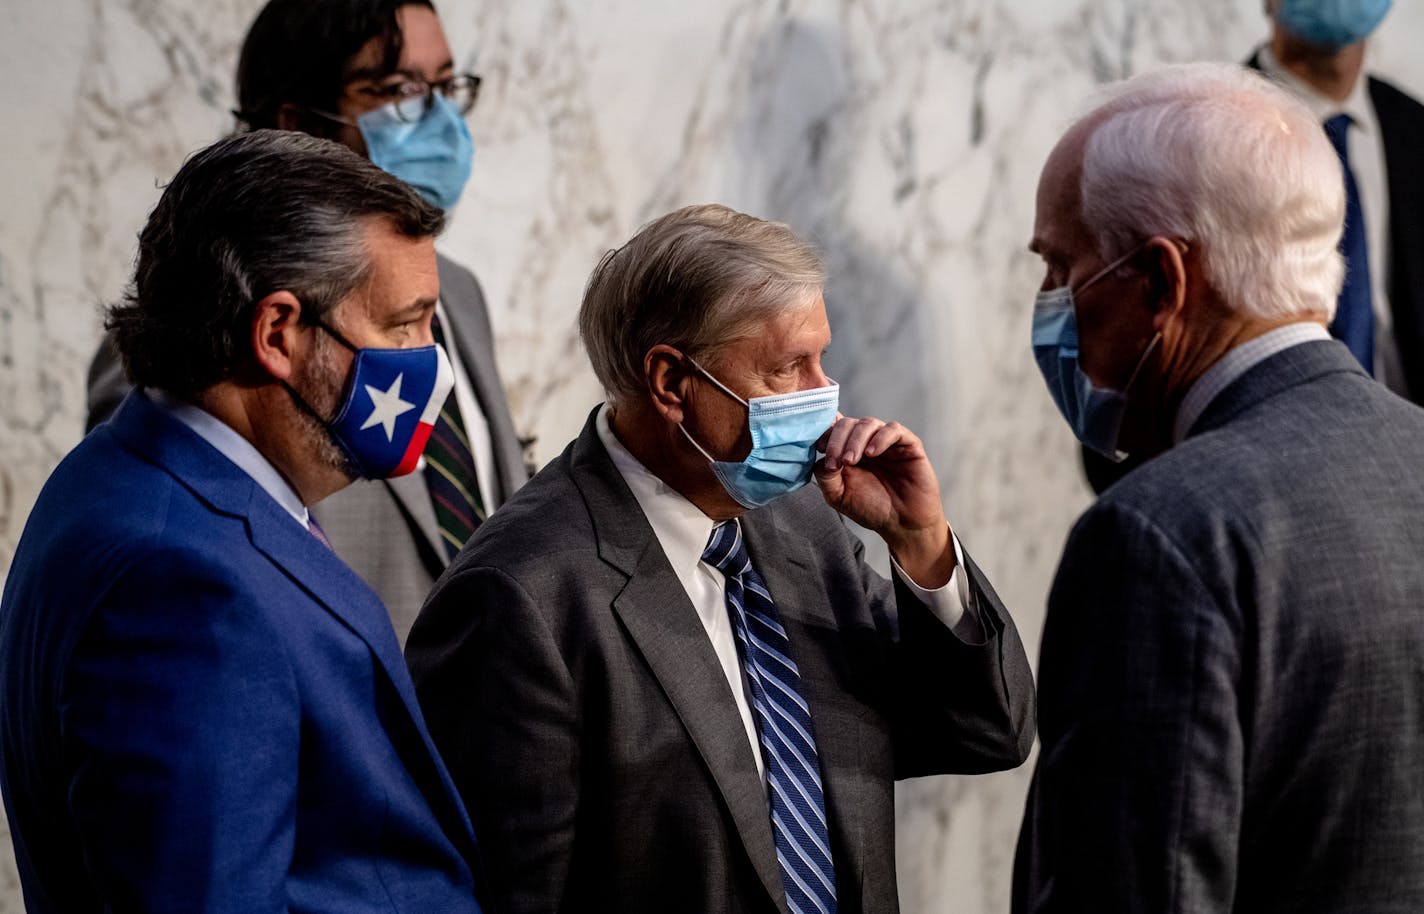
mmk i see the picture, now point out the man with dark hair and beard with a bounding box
[0,129,486,913]
[85,0,529,644]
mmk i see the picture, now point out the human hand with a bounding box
[814,415,954,587]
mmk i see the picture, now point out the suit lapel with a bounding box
[1369,76,1424,402]
[110,392,477,852]
[243,491,480,856]
[568,412,788,911]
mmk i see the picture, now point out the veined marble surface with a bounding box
[3,1,1423,910]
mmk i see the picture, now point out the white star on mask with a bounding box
[360,373,416,442]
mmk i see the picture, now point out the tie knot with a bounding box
[702,521,751,578]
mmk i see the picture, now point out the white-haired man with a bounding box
[1013,62,1424,912]
[1082,0,1424,495]
[407,203,1036,914]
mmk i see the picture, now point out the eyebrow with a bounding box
[390,297,438,323]
[346,59,457,83]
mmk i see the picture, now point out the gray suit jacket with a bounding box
[406,409,1036,914]
[1014,340,1424,913]
[84,254,528,644]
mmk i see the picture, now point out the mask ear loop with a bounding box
[1121,331,1163,394]
[1076,240,1150,298]
[1119,238,1188,394]
[311,319,359,352]
[684,355,749,407]
[667,350,735,463]
[677,422,720,463]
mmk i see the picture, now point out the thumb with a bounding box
[814,458,845,506]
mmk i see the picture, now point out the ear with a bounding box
[1143,236,1190,333]
[644,344,694,424]
[251,291,306,382]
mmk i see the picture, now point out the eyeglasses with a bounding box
[351,73,482,123]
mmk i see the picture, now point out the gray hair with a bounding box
[1075,62,1345,320]
[578,204,826,406]
[108,128,445,396]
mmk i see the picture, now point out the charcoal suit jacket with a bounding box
[407,408,1036,914]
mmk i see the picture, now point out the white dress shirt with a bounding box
[1173,322,1333,443]
[147,389,312,531]
[594,405,981,785]
[436,297,498,511]
[1258,46,1405,395]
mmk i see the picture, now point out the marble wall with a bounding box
[2,0,1422,910]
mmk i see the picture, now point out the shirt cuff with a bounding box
[890,530,988,645]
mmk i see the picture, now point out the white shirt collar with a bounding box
[146,389,311,528]
[1257,44,1374,130]
[1172,322,1332,443]
[594,404,720,587]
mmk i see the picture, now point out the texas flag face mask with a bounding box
[318,329,455,479]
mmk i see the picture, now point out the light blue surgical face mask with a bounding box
[1031,246,1160,463]
[1275,0,1392,50]
[358,94,474,210]
[678,357,840,510]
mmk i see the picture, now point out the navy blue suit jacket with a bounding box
[0,391,484,913]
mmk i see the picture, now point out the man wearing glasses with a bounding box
[85,0,529,644]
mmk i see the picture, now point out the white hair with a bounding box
[1075,62,1345,320]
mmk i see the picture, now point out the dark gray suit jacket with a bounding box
[1014,340,1424,912]
[407,409,1036,914]
[85,254,528,643]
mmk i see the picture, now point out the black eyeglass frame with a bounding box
[345,72,483,123]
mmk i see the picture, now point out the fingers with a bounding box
[813,411,847,452]
[821,416,918,471]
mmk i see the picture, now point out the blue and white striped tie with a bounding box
[703,520,837,914]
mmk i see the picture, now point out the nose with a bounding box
[806,361,833,391]
[419,313,438,348]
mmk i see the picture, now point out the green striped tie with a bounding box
[424,315,485,559]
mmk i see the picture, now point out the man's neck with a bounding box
[1269,30,1366,103]
[1124,305,1325,458]
[193,383,348,506]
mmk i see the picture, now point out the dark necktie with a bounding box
[424,313,486,560]
[702,521,837,914]
[1323,113,1375,374]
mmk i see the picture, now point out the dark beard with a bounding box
[285,332,364,481]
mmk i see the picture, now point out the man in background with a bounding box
[1082,0,1424,493]
[86,0,528,642]
[1016,63,1424,911]
[1252,0,1424,394]
[1,130,484,913]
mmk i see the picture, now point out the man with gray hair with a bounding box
[407,203,1036,914]
[1014,62,1424,912]
[0,130,486,912]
